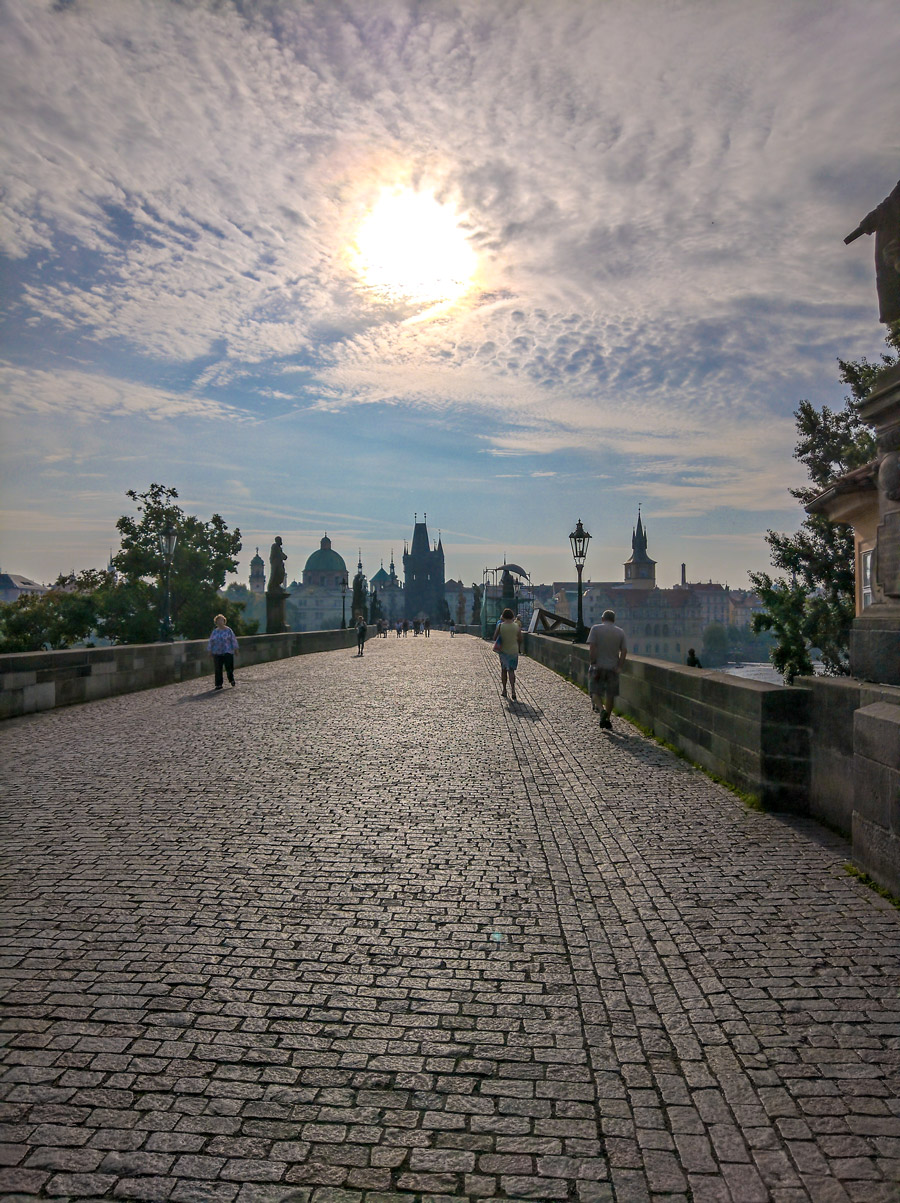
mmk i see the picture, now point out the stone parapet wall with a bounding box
[526,635,900,894]
[799,674,900,895]
[524,634,811,811]
[0,629,359,720]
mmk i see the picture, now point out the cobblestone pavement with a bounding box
[1,634,899,1203]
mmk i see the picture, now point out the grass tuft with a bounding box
[844,864,900,909]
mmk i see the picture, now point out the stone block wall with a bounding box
[524,634,811,811]
[798,674,900,895]
[525,636,900,895]
[852,703,900,896]
[0,628,360,720]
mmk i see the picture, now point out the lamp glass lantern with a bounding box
[569,519,591,569]
[568,519,591,642]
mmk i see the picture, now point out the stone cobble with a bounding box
[1,633,898,1202]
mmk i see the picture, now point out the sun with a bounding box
[350,187,477,307]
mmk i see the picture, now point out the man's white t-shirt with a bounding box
[587,620,627,670]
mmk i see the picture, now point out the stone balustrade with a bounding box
[0,628,360,720]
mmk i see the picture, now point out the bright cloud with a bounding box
[0,0,897,586]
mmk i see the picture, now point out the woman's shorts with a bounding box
[499,653,519,672]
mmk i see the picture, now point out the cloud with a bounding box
[0,363,246,422]
[1,0,898,585]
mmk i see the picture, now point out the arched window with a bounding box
[645,624,651,636]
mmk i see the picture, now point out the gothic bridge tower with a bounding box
[403,513,445,620]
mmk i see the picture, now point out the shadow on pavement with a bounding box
[599,724,684,767]
[507,700,545,720]
[177,687,233,703]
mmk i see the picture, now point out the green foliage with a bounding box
[223,584,263,634]
[751,337,897,683]
[844,863,900,910]
[749,577,815,684]
[113,483,250,639]
[0,486,256,651]
[369,589,384,624]
[0,581,99,651]
[701,622,730,667]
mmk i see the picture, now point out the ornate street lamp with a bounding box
[157,523,178,641]
[340,579,347,629]
[569,518,591,643]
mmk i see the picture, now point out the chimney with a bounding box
[681,563,686,587]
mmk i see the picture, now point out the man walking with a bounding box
[587,609,627,729]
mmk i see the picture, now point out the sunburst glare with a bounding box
[350,187,477,307]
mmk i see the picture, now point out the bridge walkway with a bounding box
[1,632,898,1203]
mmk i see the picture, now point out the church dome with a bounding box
[250,549,264,568]
[370,565,390,587]
[304,534,347,574]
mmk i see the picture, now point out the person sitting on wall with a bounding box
[686,648,702,667]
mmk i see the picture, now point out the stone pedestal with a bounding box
[265,589,291,634]
[851,362,900,684]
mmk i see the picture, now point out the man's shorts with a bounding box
[499,652,519,672]
[589,667,619,696]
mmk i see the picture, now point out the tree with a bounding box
[369,588,384,625]
[0,579,99,651]
[701,622,730,667]
[113,484,250,640]
[750,336,896,683]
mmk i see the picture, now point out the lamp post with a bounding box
[157,523,178,641]
[569,518,591,643]
[340,580,347,629]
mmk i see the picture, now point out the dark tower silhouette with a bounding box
[623,507,657,588]
[403,513,445,620]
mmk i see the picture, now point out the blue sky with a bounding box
[1,0,898,591]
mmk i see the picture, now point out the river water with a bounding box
[721,662,784,685]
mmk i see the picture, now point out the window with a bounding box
[861,549,874,609]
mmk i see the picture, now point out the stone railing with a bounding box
[524,633,900,895]
[0,628,360,721]
[524,634,810,809]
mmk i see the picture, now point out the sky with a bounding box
[1,0,898,593]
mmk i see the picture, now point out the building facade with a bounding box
[285,534,351,632]
[249,549,265,594]
[370,554,404,625]
[550,511,758,664]
[0,573,47,604]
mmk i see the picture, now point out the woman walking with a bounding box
[208,613,239,690]
[494,607,523,701]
